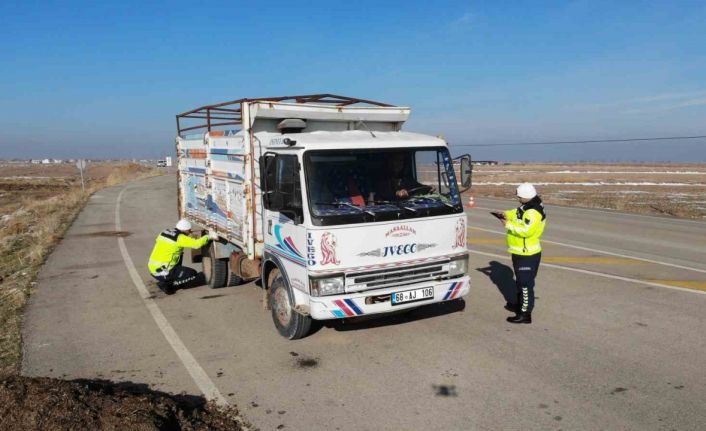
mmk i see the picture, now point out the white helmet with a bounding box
[176,219,192,231]
[516,183,537,199]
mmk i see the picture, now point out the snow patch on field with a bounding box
[545,171,705,174]
[475,170,533,173]
[0,176,69,180]
[474,182,706,186]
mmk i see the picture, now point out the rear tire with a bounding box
[201,243,227,289]
[226,270,244,287]
[268,268,312,340]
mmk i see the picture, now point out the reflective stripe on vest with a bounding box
[508,244,541,253]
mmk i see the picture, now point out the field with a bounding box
[469,163,706,219]
[0,162,160,376]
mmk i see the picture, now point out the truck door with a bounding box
[260,153,308,278]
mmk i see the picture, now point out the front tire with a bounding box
[268,268,312,340]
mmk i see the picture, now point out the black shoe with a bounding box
[504,302,518,313]
[158,281,175,295]
[506,313,532,324]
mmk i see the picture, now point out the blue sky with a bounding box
[1,0,705,161]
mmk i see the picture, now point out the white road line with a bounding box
[467,224,706,274]
[115,187,227,406]
[469,249,706,296]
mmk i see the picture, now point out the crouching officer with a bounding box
[147,219,216,294]
[499,183,547,324]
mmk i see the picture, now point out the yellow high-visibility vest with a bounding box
[148,228,209,275]
[503,207,546,256]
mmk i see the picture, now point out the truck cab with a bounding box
[175,95,472,339]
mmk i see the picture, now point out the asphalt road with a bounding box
[23,175,706,430]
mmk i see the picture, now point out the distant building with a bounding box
[471,160,499,166]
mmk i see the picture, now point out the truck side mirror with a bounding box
[276,156,297,198]
[459,155,472,191]
[259,154,279,209]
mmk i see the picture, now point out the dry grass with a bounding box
[0,162,160,376]
[468,163,706,219]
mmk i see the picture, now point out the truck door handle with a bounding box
[268,220,272,235]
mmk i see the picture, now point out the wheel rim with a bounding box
[273,284,292,327]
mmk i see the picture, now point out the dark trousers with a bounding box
[511,253,541,313]
[152,265,202,290]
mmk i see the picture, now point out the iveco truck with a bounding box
[175,94,472,339]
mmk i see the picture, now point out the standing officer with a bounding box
[497,183,546,324]
[147,219,216,294]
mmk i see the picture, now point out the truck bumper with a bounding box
[308,275,470,320]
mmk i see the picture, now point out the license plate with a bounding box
[391,287,434,306]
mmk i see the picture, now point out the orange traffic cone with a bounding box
[466,195,476,208]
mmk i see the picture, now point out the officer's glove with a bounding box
[208,231,219,240]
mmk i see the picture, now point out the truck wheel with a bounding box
[226,270,244,287]
[268,268,312,340]
[202,243,227,289]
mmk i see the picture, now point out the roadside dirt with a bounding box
[0,375,248,431]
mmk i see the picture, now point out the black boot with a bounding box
[506,312,532,324]
[157,281,175,295]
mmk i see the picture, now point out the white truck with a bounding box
[175,94,472,339]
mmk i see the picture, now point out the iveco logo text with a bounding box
[306,232,316,266]
[382,243,417,257]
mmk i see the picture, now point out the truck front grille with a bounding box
[346,260,449,292]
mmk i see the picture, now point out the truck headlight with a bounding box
[448,254,468,277]
[310,275,345,297]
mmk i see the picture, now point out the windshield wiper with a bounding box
[314,201,376,217]
[407,196,455,208]
[368,199,404,208]
[367,199,417,213]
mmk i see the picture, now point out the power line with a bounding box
[450,135,706,147]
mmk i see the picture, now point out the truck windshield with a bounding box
[304,147,463,226]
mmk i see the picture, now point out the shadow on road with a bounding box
[321,299,466,333]
[476,261,516,303]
